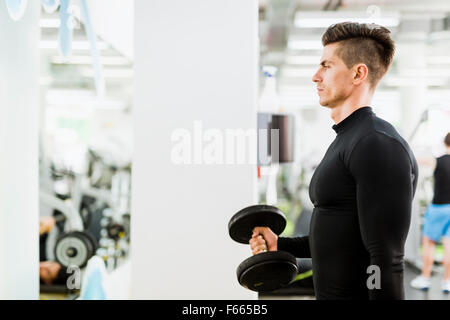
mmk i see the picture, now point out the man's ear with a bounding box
[353,63,369,84]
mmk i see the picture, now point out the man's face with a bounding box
[40,261,61,285]
[312,43,355,108]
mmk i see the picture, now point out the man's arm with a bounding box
[417,156,436,170]
[39,216,55,235]
[349,131,415,300]
[278,236,311,258]
[250,227,311,258]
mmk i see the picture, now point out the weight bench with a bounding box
[39,284,80,300]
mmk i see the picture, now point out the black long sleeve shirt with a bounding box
[278,106,418,300]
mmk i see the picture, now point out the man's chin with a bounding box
[318,99,329,107]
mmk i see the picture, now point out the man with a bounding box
[250,22,418,300]
[411,132,450,293]
[39,216,68,285]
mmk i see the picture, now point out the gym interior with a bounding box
[0,0,449,301]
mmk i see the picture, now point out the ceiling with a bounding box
[38,1,450,112]
[39,4,133,111]
[258,0,450,110]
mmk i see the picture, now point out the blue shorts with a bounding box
[422,203,450,242]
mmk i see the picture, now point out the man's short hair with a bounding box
[53,266,69,285]
[322,22,395,88]
[445,132,450,147]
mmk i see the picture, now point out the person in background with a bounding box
[39,216,68,285]
[411,132,450,293]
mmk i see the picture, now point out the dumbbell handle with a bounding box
[54,215,67,223]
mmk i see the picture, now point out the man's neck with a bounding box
[329,86,373,124]
[446,147,450,155]
[331,86,374,124]
[330,103,370,125]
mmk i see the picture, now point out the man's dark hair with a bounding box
[445,132,450,147]
[322,22,395,88]
[53,266,70,285]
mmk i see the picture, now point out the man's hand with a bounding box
[39,216,55,235]
[249,226,278,255]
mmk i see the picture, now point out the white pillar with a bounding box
[0,1,40,299]
[396,40,428,139]
[396,38,428,268]
[132,0,258,299]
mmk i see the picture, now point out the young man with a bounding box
[39,216,69,286]
[411,133,450,293]
[250,22,418,300]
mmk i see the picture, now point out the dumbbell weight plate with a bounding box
[229,204,298,292]
[228,205,286,244]
[80,230,99,253]
[54,231,95,268]
[237,251,298,292]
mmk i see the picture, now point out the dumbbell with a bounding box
[228,204,298,292]
[54,231,98,268]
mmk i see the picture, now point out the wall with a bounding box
[131,0,259,299]
[0,0,40,299]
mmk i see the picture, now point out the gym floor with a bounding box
[404,264,450,300]
[259,264,450,300]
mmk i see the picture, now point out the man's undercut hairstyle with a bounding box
[322,22,395,88]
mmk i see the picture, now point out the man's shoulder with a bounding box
[348,115,414,162]
[437,154,450,160]
[371,115,403,139]
[351,113,405,147]
[356,120,418,179]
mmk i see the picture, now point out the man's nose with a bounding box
[312,70,321,83]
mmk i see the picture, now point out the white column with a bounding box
[132,0,258,299]
[396,40,427,139]
[396,38,428,268]
[0,1,40,299]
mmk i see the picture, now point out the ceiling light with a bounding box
[51,56,131,66]
[294,12,400,28]
[39,40,109,51]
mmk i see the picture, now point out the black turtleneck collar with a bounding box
[332,106,373,134]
